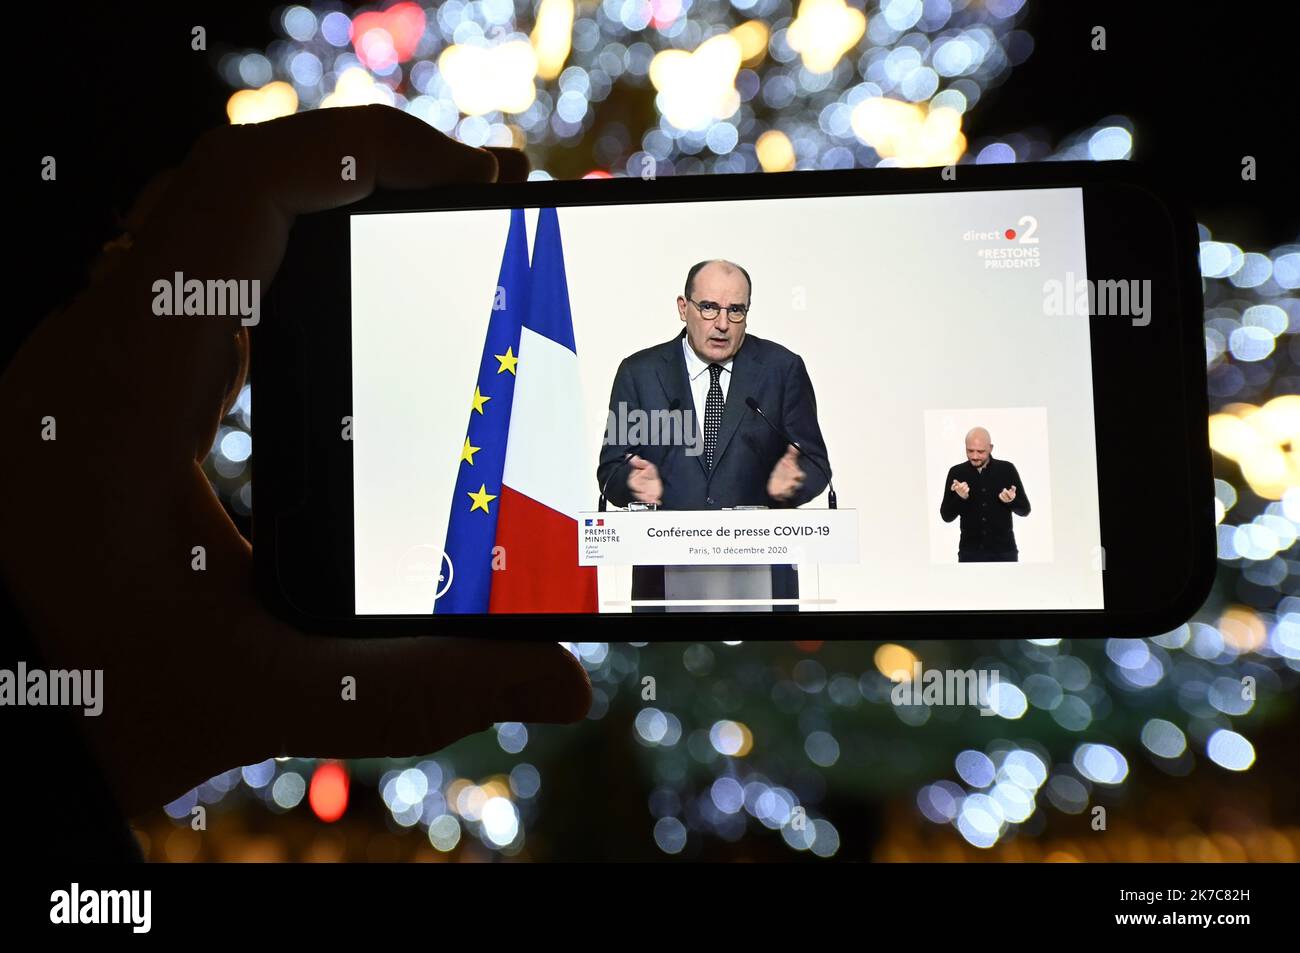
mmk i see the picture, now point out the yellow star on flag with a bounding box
[460,436,481,465]
[467,483,497,514]
[495,346,519,375]
[470,385,491,414]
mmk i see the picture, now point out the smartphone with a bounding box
[253,160,1213,638]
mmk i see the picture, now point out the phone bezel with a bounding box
[253,160,1214,638]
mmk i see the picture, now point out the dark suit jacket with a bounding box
[597,331,831,509]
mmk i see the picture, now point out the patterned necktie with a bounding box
[704,363,724,470]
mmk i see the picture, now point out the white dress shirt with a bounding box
[682,336,732,422]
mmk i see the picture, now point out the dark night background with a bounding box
[27,2,1299,328]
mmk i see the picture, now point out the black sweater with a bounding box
[939,457,1031,555]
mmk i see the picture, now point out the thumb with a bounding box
[259,633,592,760]
[629,455,648,469]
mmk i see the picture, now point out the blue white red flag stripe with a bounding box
[490,208,598,612]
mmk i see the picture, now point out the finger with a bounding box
[224,326,250,417]
[193,325,250,462]
[261,105,500,210]
[89,169,179,284]
[486,146,531,183]
[91,107,502,462]
[131,105,499,288]
[261,632,592,759]
[124,169,179,233]
[629,455,648,469]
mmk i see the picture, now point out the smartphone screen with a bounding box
[348,187,1107,616]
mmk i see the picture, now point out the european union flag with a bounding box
[435,209,529,613]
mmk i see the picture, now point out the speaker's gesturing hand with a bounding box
[627,454,663,504]
[767,444,806,501]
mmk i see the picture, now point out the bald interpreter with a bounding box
[939,426,1031,562]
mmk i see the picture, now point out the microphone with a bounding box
[744,396,837,509]
[598,452,633,512]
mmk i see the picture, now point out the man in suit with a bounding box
[939,426,1031,562]
[596,259,831,606]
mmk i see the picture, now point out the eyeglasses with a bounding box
[688,298,749,322]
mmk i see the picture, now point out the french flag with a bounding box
[489,208,598,612]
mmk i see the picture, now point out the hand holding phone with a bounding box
[0,106,591,815]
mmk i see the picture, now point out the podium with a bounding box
[578,509,859,611]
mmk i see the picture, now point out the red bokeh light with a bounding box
[353,2,427,70]
[308,761,350,823]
